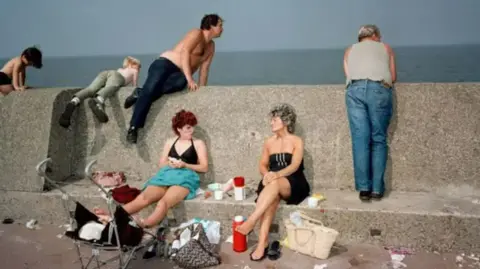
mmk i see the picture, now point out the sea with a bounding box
[1,45,479,87]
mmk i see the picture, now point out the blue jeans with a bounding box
[345,80,393,194]
[130,57,187,128]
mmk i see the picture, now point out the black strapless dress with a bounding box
[256,153,311,205]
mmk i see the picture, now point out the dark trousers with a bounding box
[130,57,187,128]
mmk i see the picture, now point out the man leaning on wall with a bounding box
[343,24,397,202]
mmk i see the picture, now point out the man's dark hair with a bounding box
[200,14,222,30]
[21,46,43,69]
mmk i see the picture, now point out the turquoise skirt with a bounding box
[143,166,200,200]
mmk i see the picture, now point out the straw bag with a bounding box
[284,211,339,259]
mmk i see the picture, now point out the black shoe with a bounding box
[88,99,109,123]
[359,191,372,201]
[267,240,282,260]
[59,102,77,128]
[371,193,384,201]
[124,94,137,109]
[126,127,138,144]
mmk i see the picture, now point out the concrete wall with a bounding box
[1,83,479,193]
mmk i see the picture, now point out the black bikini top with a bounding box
[168,137,199,165]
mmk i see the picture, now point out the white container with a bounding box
[307,197,319,208]
[234,187,245,201]
[214,190,224,200]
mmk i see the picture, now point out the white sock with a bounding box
[71,97,80,105]
[96,95,105,104]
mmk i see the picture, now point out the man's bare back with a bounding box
[161,29,215,74]
[160,17,223,90]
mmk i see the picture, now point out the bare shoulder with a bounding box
[290,135,304,146]
[383,43,394,54]
[193,138,206,148]
[184,28,203,39]
[164,137,177,148]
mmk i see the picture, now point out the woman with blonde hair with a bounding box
[59,56,141,128]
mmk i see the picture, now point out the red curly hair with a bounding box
[172,110,198,135]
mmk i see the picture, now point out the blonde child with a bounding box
[59,56,141,128]
[0,47,43,95]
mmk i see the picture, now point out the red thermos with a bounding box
[232,215,247,252]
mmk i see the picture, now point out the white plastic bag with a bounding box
[205,221,221,244]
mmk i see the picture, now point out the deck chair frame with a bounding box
[36,158,157,269]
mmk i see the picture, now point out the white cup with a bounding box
[214,190,224,200]
[307,197,319,208]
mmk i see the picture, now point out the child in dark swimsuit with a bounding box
[0,47,42,95]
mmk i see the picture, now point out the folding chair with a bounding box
[36,158,159,269]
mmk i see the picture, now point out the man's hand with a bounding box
[187,79,199,91]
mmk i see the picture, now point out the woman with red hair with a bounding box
[95,110,208,228]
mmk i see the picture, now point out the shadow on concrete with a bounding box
[385,88,399,197]
[194,125,214,186]
[110,94,128,148]
[73,97,89,180]
[295,123,315,191]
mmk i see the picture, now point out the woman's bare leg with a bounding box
[237,177,291,235]
[123,186,167,214]
[251,197,280,259]
[94,186,167,217]
[142,185,189,227]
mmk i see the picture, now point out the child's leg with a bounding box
[74,71,109,103]
[59,71,108,128]
[88,71,125,123]
[95,71,125,101]
[0,85,14,96]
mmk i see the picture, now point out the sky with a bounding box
[1,0,479,58]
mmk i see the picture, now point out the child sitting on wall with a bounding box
[59,56,141,128]
[0,46,43,96]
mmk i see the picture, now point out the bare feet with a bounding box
[93,208,111,224]
[235,219,256,235]
[251,243,267,261]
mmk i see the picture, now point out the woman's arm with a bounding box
[183,140,209,173]
[276,137,304,178]
[259,139,270,177]
[159,139,174,167]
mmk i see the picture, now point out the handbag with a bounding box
[172,223,221,269]
[284,211,339,259]
[92,171,126,187]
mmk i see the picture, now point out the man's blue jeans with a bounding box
[345,80,393,194]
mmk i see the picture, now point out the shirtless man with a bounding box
[125,14,223,144]
[0,47,43,95]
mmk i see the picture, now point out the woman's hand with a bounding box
[262,171,278,186]
[170,159,186,169]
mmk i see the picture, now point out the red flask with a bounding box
[232,216,247,252]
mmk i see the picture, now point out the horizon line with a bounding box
[1,43,479,59]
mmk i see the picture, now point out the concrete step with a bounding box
[1,179,479,253]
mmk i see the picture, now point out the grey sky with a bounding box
[1,0,479,57]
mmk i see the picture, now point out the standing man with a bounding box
[124,14,223,144]
[343,24,397,202]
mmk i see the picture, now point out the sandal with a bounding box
[267,240,282,260]
[250,247,269,262]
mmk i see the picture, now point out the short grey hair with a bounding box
[358,24,381,42]
[269,103,297,133]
